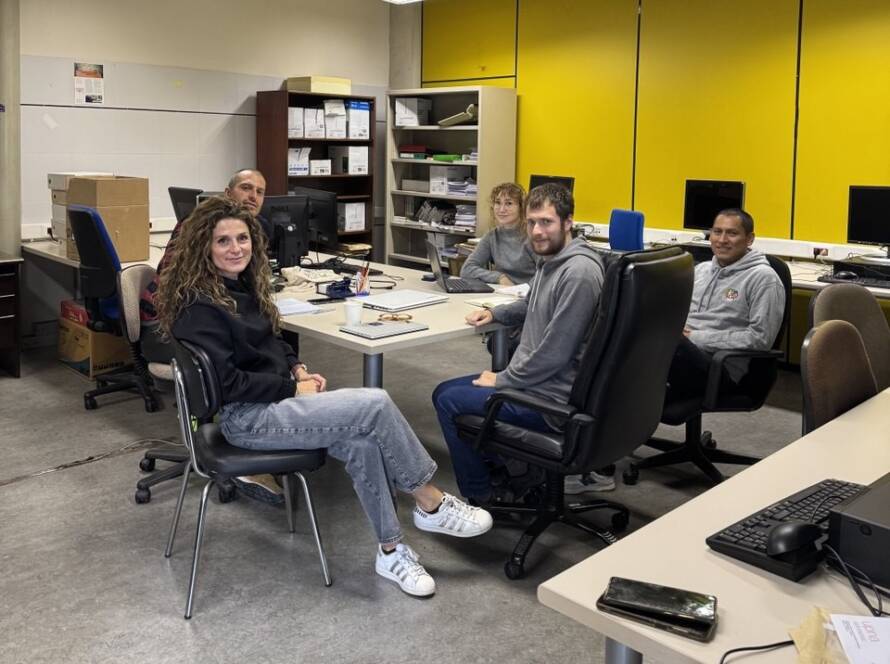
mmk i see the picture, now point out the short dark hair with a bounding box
[527,183,574,222]
[227,169,266,190]
[716,208,754,234]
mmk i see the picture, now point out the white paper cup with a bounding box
[344,299,363,326]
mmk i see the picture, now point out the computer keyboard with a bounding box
[706,478,865,581]
[445,278,480,293]
[332,263,383,276]
[817,274,890,289]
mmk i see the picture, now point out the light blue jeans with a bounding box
[219,388,437,545]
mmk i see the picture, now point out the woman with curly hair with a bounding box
[460,182,536,286]
[156,197,492,598]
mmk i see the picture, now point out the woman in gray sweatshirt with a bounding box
[460,182,536,285]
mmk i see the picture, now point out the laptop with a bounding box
[425,241,493,293]
[340,320,429,339]
[360,289,448,312]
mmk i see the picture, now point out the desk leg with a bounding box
[363,353,383,388]
[491,328,509,372]
[605,638,642,664]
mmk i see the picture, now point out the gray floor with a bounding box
[0,337,803,663]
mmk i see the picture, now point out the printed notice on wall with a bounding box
[74,63,104,105]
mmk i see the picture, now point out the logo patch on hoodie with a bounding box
[724,288,740,301]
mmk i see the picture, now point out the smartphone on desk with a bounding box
[596,577,718,642]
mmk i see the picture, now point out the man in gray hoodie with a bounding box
[666,208,785,400]
[432,184,605,503]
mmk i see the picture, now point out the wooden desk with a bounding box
[538,388,890,664]
[278,260,508,387]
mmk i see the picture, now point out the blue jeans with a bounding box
[432,375,551,500]
[219,388,437,546]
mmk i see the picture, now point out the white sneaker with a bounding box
[413,493,493,537]
[564,472,616,494]
[375,543,436,597]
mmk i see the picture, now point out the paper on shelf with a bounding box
[276,299,322,315]
[324,99,347,138]
[494,283,530,298]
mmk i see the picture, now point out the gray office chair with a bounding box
[118,264,191,504]
[809,282,890,391]
[801,319,877,434]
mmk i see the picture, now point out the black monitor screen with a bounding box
[848,186,890,247]
[529,174,575,194]
[168,186,203,224]
[260,195,309,268]
[683,180,745,231]
[289,186,339,250]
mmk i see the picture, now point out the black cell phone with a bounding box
[596,577,717,642]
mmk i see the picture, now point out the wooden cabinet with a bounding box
[256,89,375,245]
[0,257,22,378]
[385,86,516,265]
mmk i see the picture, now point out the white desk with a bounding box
[21,236,169,270]
[538,388,890,664]
[278,259,508,387]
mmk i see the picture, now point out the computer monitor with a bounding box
[259,194,309,268]
[847,186,890,257]
[529,174,575,193]
[289,186,340,250]
[683,180,745,234]
[168,186,203,223]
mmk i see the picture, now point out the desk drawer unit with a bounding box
[0,262,21,377]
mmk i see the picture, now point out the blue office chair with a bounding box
[68,205,159,412]
[609,209,645,252]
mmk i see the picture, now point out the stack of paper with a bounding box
[276,299,322,315]
[447,177,477,197]
[453,204,476,230]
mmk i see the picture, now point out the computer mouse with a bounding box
[766,521,823,556]
[833,270,858,281]
[421,273,437,282]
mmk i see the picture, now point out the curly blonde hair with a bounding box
[156,196,279,338]
[489,182,527,236]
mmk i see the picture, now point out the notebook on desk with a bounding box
[359,289,448,312]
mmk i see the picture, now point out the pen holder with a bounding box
[353,269,371,296]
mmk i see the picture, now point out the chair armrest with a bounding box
[703,349,784,407]
[472,389,577,451]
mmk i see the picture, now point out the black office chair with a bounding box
[624,254,793,485]
[166,339,330,619]
[68,206,159,412]
[455,247,694,579]
[168,186,203,224]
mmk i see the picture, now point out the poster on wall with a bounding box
[74,63,104,105]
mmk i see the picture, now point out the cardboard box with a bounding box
[286,76,351,95]
[58,317,131,379]
[288,147,311,176]
[67,176,148,207]
[52,204,67,222]
[347,100,371,139]
[60,299,89,326]
[66,204,150,263]
[51,219,68,242]
[51,189,67,205]
[337,202,366,232]
[395,98,432,127]
[66,176,150,262]
[287,107,304,138]
[47,172,113,191]
[329,146,369,175]
[304,108,326,138]
[323,99,347,138]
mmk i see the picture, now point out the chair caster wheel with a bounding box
[504,561,525,580]
[702,433,716,449]
[218,483,237,503]
[144,398,159,413]
[135,487,151,504]
[611,511,629,532]
[139,457,156,472]
[622,466,639,485]
[84,396,98,410]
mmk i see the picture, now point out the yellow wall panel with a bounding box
[516,0,638,222]
[422,0,517,83]
[635,0,798,237]
[795,1,890,243]
[423,77,515,89]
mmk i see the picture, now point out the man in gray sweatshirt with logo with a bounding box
[432,184,605,503]
[666,208,785,400]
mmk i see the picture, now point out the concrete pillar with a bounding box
[389,3,422,89]
[0,0,21,256]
